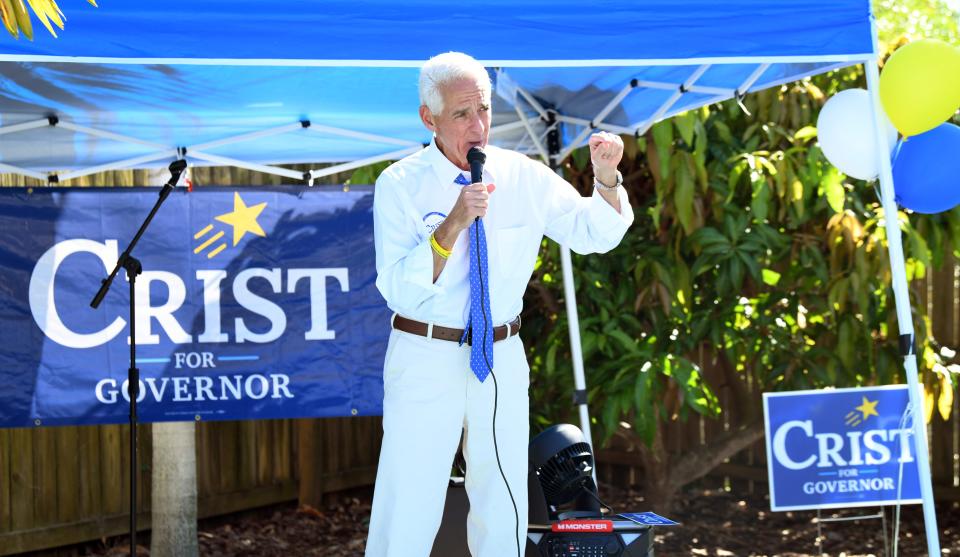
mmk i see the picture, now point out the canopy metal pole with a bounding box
[0,162,49,181]
[2,116,428,184]
[188,121,310,152]
[558,236,597,486]
[864,18,940,555]
[553,115,635,137]
[559,81,639,161]
[645,65,710,126]
[515,85,549,120]
[489,120,529,138]
[57,121,169,149]
[57,150,181,182]
[0,118,52,136]
[630,62,768,99]
[307,145,422,181]
[305,122,423,147]
[736,63,771,97]
[540,114,598,486]
[513,103,549,163]
[187,151,305,180]
[633,80,732,96]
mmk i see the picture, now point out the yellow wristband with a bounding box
[430,232,452,259]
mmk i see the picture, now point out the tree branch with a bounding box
[715,347,758,424]
[667,420,765,492]
[528,279,561,316]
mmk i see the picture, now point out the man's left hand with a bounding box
[588,132,623,187]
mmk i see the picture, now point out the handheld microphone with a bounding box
[467,146,485,185]
[467,146,486,223]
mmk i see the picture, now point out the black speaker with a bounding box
[526,424,654,556]
[431,425,656,556]
[526,521,654,556]
[529,424,601,521]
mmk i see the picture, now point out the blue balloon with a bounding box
[892,123,960,214]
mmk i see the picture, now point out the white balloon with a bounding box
[816,88,899,181]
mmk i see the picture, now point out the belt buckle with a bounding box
[506,315,520,339]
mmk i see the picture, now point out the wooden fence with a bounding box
[0,418,383,556]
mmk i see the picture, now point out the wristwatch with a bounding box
[593,170,623,191]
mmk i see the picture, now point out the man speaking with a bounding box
[366,52,634,556]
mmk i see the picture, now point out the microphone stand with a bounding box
[90,159,187,556]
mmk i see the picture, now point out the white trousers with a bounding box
[365,327,530,557]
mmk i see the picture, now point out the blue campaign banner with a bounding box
[763,386,922,511]
[0,186,391,428]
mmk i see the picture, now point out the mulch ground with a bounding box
[78,482,958,556]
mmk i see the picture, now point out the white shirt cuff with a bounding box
[588,185,634,236]
[408,237,446,294]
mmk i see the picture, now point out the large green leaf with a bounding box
[821,166,845,214]
[674,111,697,147]
[674,154,696,235]
[651,120,674,182]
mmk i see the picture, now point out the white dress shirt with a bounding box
[373,138,634,328]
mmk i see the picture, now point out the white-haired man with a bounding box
[366,52,634,556]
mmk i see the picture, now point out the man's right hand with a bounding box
[431,182,495,282]
[445,182,496,232]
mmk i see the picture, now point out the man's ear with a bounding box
[419,105,436,132]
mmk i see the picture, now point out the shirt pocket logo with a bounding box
[422,211,447,235]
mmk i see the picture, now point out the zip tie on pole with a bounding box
[572,389,588,405]
[300,120,311,128]
[898,333,915,356]
[47,115,59,126]
[47,174,59,185]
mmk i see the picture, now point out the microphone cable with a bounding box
[474,217,522,557]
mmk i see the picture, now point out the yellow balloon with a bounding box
[880,39,960,137]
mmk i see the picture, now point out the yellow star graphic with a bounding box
[215,192,267,246]
[855,396,879,421]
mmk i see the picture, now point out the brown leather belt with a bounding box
[391,314,521,345]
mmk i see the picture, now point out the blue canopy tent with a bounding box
[0,1,940,552]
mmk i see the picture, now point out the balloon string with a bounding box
[890,137,904,167]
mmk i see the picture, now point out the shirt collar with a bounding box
[424,137,497,186]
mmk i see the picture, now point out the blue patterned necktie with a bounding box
[454,173,494,382]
